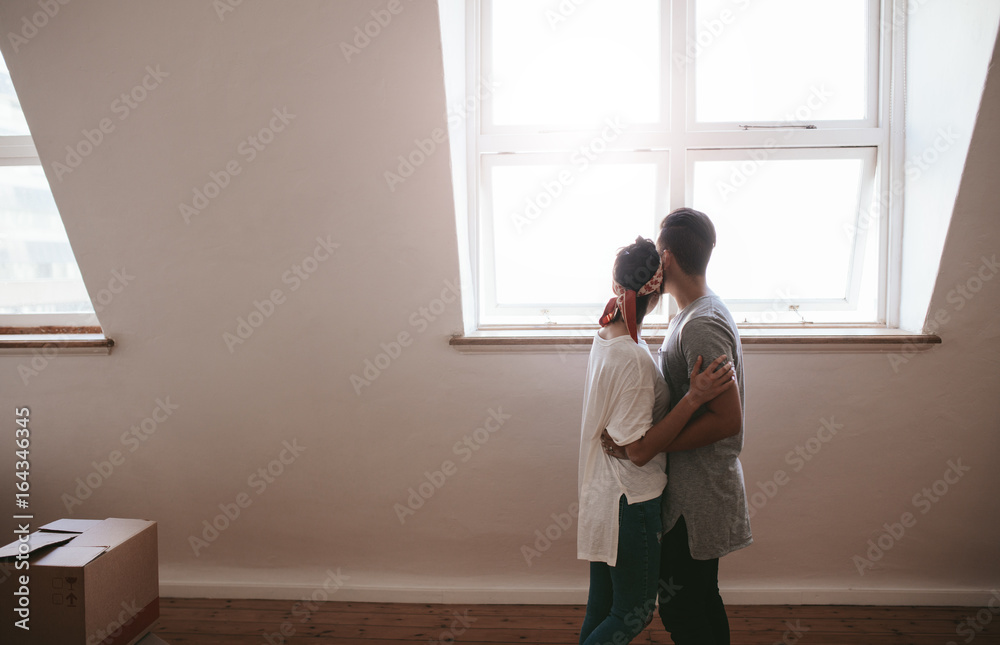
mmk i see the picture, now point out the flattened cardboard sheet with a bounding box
[0,530,76,558]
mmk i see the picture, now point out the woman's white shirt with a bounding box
[577,333,669,566]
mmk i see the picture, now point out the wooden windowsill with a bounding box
[450,327,942,354]
[0,327,114,355]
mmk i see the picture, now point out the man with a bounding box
[602,207,751,644]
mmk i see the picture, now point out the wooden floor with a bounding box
[154,598,1000,644]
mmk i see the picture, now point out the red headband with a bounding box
[598,257,663,343]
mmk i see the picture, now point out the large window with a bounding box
[470,0,896,328]
[0,49,95,325]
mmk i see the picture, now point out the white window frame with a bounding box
[481,149,672,323]
[466,0,905,331]
[685,146,879,313]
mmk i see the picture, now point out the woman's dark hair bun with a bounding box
[614,237,660,291]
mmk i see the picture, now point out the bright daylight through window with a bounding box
[0,48,94,321]
[471,0,891,329]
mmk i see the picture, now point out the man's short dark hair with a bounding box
[657,208,716,276]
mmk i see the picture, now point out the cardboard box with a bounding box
[0,518,159,645]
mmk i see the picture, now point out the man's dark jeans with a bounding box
[658,515,730,645]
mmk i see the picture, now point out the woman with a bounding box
[577,237,735,645]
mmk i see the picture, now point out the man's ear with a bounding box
[659,249,673,272]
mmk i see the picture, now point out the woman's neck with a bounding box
[599,319,642,340]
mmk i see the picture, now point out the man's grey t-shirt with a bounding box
[659,294,752,560]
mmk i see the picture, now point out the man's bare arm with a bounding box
[602,377,741,458]
[605,356,735,465]
[659,383,742,453]
[623,373,732,467]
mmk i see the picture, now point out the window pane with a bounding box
[0,49,30,136]
[694,0,868,122]
[490,161,659,306]
[489,0,661,128]
[692,155,865,302]
[0,166,94,314]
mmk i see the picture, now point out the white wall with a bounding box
[900,0,1000,331]
[0,0,997,605]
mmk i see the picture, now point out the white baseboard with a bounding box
[159,578,1000,607]
[721,588,999,607]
